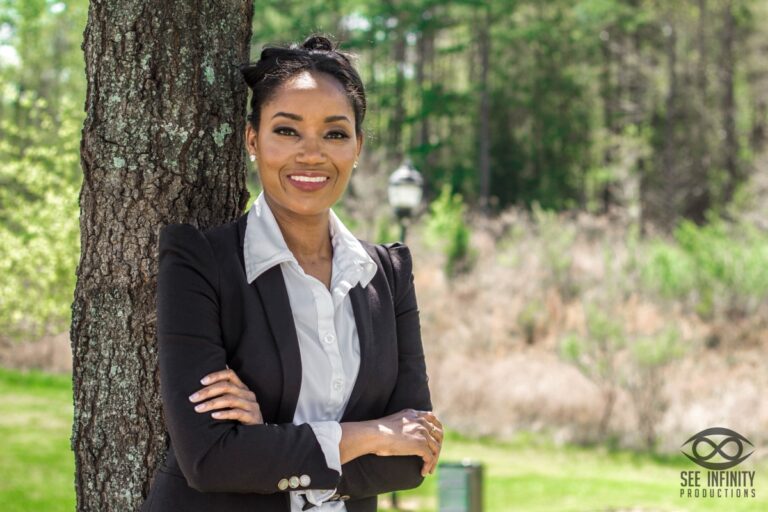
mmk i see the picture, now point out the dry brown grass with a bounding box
[406,207,768,455]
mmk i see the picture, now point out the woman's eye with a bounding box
[327,131,349,140]
[274,127,296,136]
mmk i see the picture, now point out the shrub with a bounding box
[641,217,768,319]
[423,184,475,278]
[532,203,579,299]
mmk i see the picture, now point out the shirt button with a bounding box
[323,333,335,344]
[333,380,343,391]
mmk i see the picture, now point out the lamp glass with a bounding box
[388,182,423,210]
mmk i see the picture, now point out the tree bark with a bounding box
[719,0,740,205]
[660,21,679,230]
[477,4,491,211]
[72,2,253,510]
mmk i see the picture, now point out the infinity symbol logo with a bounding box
[681,427,755,470]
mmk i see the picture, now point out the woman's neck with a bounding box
[264,194,333,264]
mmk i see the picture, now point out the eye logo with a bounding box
[681,427,755,470]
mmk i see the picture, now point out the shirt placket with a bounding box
[312,283,345,419]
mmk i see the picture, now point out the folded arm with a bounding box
[335,243,440,499]
[157,224,340,494]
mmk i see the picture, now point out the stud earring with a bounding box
[249,154,256,162]
[353,160,358,169]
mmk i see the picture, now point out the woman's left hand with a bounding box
[189,367,263,425]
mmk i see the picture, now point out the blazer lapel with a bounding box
[253,265,302,424]
[342,283,376,421]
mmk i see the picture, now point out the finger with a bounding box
[425,434,442,475]
[193,394,255,413]
[200,368,247,389]
[429,423,444,444]
[414,428,439,475]
[210,408,259,425]
[429,436,443,474]
[189,381,252,403]
[425,411,443,431]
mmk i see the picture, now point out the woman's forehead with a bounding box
[263,71,353,117]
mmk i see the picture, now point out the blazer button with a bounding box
[277,478,289,491]
[289,476,300,489]
[299,474,311,487]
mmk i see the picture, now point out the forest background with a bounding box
[1,0,768,508]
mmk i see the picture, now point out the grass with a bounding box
[0,367,75,512]
[1,367,766,511]
[384,431,768,511]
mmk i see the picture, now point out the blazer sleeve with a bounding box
[156,223,341,493]
[336,243,433,498]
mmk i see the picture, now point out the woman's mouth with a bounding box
[287,173,331,192]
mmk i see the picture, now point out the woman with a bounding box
[140,34,443,512]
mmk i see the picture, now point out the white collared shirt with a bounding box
[243,192,377,510]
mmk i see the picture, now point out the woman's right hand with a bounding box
[373,409,443,477]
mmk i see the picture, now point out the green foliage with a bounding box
[630,327,684,369]
[560,303,626,383]
[423,184,475,278]
[373,214,399,244]
[516,297,545,345]
[641,217,768,319]
[0,0,88,341]
[0,95,82,340]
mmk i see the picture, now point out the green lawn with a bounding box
[1,367,765,511]
[0,368,75,511]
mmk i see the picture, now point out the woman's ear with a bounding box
[355,130,364,161]
[245,123,258,156]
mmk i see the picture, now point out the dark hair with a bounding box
[239,34,366,136]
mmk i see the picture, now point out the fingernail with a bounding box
[194,404,204,411]
[212,412,221,418]
[201,376,210,384]
[189,393,199,401]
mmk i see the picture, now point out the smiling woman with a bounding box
[247,70,362,223]
[139,34,442,512]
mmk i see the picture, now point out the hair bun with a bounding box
[302,35,334,52]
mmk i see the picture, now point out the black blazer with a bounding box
[140,212,432,512]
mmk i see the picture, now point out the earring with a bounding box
[353,160,358,169]
[249,154,256,162]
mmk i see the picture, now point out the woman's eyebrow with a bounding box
[271,112,351,123]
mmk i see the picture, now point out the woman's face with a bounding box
[245,70,363,220]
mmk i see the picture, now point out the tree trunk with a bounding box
[477,4,491,211]
[391,22,407,162]
[660,21,678,230]
[72,2,252,510]
[719,0,740,205]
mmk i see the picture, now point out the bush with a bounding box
[423,184,475,278]
[641,217,768,319]
[532,203,579,299]
[0,95,82,341]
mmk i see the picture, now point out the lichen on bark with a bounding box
[72,1,254,510]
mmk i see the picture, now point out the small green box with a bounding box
[438,460,483,512]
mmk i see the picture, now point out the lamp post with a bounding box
[387,159,424,242]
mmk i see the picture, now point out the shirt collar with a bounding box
[243,192,377,288]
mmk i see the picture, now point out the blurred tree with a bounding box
[70,1,252,510]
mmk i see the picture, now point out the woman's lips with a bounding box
[286,172,331,192]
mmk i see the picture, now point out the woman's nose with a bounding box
[296,137,326,164]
